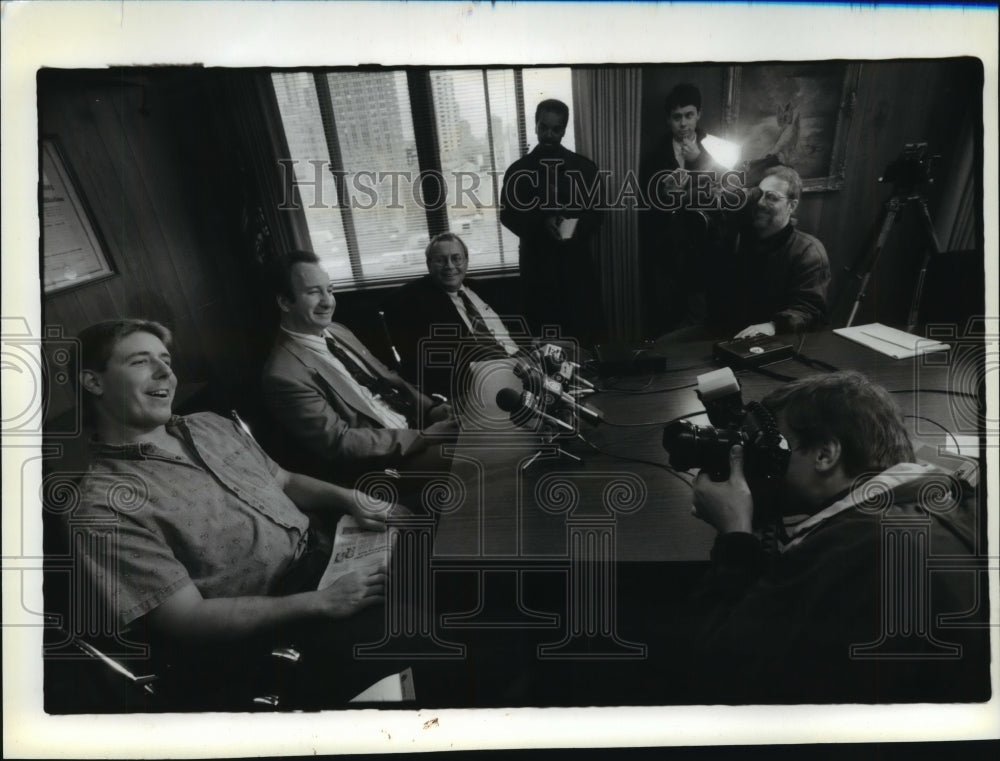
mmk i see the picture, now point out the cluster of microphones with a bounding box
[495,344,603,433]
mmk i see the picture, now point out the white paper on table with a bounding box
[833,322,950,359]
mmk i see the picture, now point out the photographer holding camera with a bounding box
[671,371,987,703]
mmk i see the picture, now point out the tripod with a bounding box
[845,189,942,332]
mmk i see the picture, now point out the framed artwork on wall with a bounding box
[723,62,862,192]
[40,136,116,294]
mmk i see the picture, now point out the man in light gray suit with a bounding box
[261,250,455,483]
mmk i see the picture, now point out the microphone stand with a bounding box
[520,412,584,471]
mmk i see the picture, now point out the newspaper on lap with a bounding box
[317,510,407,590]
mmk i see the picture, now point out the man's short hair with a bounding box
[763,371,915,478]
[79,319,173,374]
[273,250,322,302]
[535,98,569,124]
[77,320,173,417]
[664,83,702,114]
[762,165,803,202]
[425,232,469,260]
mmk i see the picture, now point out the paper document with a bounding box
[833,323,950,359]
[317,514,395,590]
[557,217,578,240]
[349,667,415,703]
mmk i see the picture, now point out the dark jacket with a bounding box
[672,463,989,703]
[500,144,604,343]
[707,221,830,334]
[382,274,516,398]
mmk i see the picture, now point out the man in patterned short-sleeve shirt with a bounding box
[69,319,397,706]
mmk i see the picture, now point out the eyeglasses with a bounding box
[760,190,790,205]
[428,255,466,267]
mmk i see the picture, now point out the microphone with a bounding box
[377,310,402,369]
[512,359,545,396]
[512,362,603,424]
[495,387,575,432]
[533,344,596,390]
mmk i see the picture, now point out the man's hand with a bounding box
[659,168,689,193]
[347,492,395,531]
[680,136,701,163]
[426,402,453,424]
[423,416,459,437]
[734,321,776,340]
[315,565,387,619]
[691,445,754,534]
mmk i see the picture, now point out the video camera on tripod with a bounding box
[878,142,940,193]
[845,141,944,331]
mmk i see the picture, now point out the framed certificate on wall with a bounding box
[41,136,115,294]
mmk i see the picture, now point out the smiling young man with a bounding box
[500,98,604,345]
[261,250,455,482]
[382,233,522,398]
[71,319,397,706]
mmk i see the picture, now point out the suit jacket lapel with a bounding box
[277,331,384,426]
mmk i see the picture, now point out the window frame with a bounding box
[270,66,575,292]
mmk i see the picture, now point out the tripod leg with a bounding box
[905,197,943,334]
[846,198,901,327]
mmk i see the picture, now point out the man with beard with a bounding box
[500,98,604,345]
[709,164,830,339]
[656,165,830,343]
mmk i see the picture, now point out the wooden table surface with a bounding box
[432,331,982,562]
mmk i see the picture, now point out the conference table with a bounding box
[433,329,984,563]
[358,328,986,704]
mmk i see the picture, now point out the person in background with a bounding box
[640,83,728,335]
[500,98,604,346]
[656,165,830,344]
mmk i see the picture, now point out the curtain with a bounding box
[572,67,643,340]
[221,72,312,269]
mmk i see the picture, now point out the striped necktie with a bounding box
[324,336,414,425]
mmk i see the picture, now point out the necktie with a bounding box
[457,289,494,341]
[457,290,528,360]
[458,290,517,361]
[325,336,414,425]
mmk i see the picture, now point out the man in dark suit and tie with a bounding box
[381,233,526,399]
[261,250,456,483]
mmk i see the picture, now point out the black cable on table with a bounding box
[905,414,962,453]
[574,434,694,488]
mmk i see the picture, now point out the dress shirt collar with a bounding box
[282,326,330,351]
